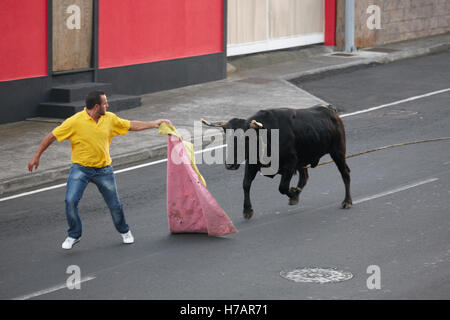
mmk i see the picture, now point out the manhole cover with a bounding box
[280,267,353,284]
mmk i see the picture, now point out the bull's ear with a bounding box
[249,120,263,129]
[201,118,227,128]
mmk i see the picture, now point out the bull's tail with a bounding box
[327,104,348,156]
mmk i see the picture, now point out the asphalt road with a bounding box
[1,52,449,300]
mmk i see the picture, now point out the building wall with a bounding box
[0,0,48,81]
[336,0,450,49]
[98,0,223,69]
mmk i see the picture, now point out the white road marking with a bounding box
[12,276,96,300]
[353,178,439,204]
[114,158,168,174]
[1,88,449,202]
[340,88,450,118]
[0,183,67,202]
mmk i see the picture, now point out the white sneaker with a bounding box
[121,230,134,244]
[62,237,80,250]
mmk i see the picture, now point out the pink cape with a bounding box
[159,123,237,237]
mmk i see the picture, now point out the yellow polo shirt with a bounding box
[52,108,130,168]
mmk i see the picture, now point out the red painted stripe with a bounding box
[98,0,223,69]
[0,0,48,81]
[324,0,337,46]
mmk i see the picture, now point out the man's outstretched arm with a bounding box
[28,132,57,172]
[129,119,171,131]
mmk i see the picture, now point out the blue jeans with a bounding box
[65,164,129,238]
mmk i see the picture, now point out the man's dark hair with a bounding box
[85,91,105,109]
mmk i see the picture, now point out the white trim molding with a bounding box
[227,33,325,57]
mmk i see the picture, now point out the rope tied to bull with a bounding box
[304,136,450,169]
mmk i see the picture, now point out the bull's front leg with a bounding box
[288,167,309,205]
[278,163,299,205]
[243,164,258,220]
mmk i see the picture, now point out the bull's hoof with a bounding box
[288,187,301,205]
[243,209,254,220]
[341,201,353,209]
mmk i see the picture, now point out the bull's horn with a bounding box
[201,118,227,128]
[249,120,263,129]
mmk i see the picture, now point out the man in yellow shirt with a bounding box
[28,91,169,249]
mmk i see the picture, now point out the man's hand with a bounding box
[27,132,57,172]
[28,155,40,172]
[155,119,172,127]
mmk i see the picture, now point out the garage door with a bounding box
[227,0,324,56]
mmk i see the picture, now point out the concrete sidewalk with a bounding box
[1,33,449,197]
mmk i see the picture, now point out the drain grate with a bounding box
[237,77,275,85]
[365,47,399,53]
[280,267,353,284]
[331,53,355,57]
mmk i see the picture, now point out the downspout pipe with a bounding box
[344,0,356,52]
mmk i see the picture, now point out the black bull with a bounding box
[202,105,352,219]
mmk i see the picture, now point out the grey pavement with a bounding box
[1,32,450,197]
